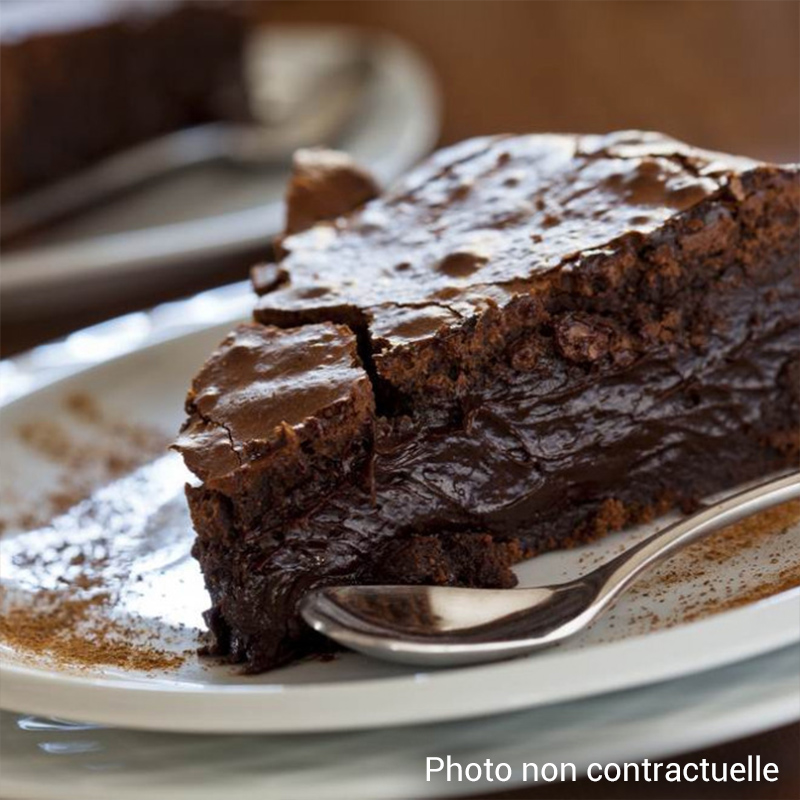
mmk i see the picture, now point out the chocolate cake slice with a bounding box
[175,132,799,672]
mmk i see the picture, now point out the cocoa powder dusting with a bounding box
[679,562,800,623]
[1,394,190,672]
[3,389,799,667]
[657,500,800,587]
[0,587,184,672]
[4,393,168,533]
[628,499,800,630]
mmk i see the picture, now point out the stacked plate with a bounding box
[1,282,798,799]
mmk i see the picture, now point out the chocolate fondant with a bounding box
[175,132,800,672]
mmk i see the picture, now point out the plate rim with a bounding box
[0,645,798,800]
[1,588,798,733]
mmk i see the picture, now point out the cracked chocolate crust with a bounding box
[176,131,800,672]
[254,132,796,424]
[173,322,375,533]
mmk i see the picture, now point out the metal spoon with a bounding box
[301,471,800,667]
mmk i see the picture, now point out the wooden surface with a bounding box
[261,0,800,163]
[2,2,798,797]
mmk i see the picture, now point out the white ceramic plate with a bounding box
[1,645,798,800]
[1,291,799,734]
[1,26,440,316]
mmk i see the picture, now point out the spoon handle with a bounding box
[589,471,800,616]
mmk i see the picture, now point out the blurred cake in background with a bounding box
[0,0,250,201]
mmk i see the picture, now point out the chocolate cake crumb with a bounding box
[250,262,289,295]
[555,314,613,363]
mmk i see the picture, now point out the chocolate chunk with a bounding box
[284,148,379,236]
[250,263,289,296]
[555,314,613,363]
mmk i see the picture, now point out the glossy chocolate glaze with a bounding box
[175,323,375,535]
[176,322,372,482]
[194,242,799,670]
[179,132,800,671]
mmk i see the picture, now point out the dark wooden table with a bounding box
[2,3,798,797]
